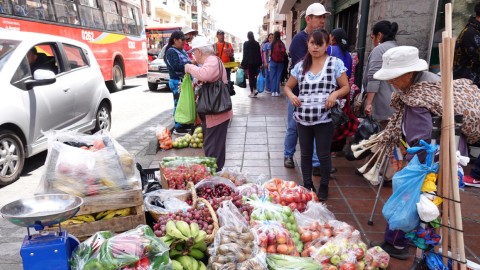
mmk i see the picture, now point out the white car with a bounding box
[147,57,170,91]
[0,31,112,185]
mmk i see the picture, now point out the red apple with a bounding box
[301,250,309,257]
[328,266,338,270]
[259,233,268,247]
[301,232,312,242]
[364,254,374,264]
[341,262,356,270]
[276,232,287,244]
[355,247,365,260]
[311,231,321,241]
[310,222,319,231]
[286,244,294,254]
[277,244,288,254]
[267,245,277,253]
[298,226,308,235]
[267,232,277,245]
[322,229,332,237]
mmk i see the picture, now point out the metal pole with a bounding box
[354,0,370,88]
[367,154,390,226]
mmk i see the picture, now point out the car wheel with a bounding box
[92,103,111,133]
[148,82,158,91]
[0,130,25,186]
[106,62,124,92]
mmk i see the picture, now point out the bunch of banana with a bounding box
[51,219,85,227]
[71,214,95,222]
[95,208,131,220]
[161,221,207,247]
[172,256,206,270]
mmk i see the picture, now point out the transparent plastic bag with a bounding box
[71,226,172,270]
[237,183,265,199]
[195,176,238,192]
[144,189,192,213]
[209,201,260,270]
[219,167,248,186]
[262,178,318,211]
[156,126,173,150]
[364,246,390,269]
[417,194,440,222]
[266,254,319,270]
[163,161,211,189]
[251,174,270,186]
[36,130,140,197]
[161,156,217,175]
[252,221,299,256]
[70,231,114,270]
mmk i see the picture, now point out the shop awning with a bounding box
[145,23,184,31]
[335,0,359,14]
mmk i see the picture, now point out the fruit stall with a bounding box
[0,129,393,270]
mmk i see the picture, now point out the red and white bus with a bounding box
[0,0,147,91]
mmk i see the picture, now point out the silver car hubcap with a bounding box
[98,107,110,130]
[113,65,123,90]
[0,138,20,178]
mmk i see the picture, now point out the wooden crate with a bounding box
[159,162,168,189]
[44,189,146,238]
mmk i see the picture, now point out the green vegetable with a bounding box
[142,226,155,237]
[267,254,322,270]
[83,258,99,270]
[150,253,171,269]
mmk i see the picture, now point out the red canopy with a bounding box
[145,23,184,31]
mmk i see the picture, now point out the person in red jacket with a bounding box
[182,26,198,61]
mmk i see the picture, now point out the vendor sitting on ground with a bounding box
[368,46,477,259]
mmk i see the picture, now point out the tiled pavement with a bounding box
[150,85,480,268]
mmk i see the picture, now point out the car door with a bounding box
[13,43,76,145]
[60,43,97,126]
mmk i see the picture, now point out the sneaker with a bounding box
[303,183,316,193]
[253,90,259,97]
[266,90,271,94]
[317,185,329,201]
[369,241,410,260]
[284,157,295,168]
[464,175,480,187]
[331,152,337,157]
[173,128,189,135]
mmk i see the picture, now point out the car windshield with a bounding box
[0,39,22,73]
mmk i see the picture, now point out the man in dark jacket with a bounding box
[453,2,480,87]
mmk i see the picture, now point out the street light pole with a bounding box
[355,0,370,88]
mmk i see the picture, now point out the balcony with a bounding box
[202,11,207,18]
[191,5,197,13]
[263,15,269,24]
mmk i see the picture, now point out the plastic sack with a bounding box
[251,174,270,186]
[331,104,349,130]
[294,201,335,228]
[417,194,440,222]
[262,178,318,211]
[36,130,140,197]
[421,172,437,192]
[71,226,171,270]
[163,162,211,189]
[238,183,264,199]
[237,251,268,270]
[70,231,114,270]
[252,221,299,256]
[174,74,196,124]
[161,156,217,175]
[195,176,238,192]
[257,70,265,93]
[235,68,245,86]
[144,189,191,214]
[364,246,390,269]
[219,166,248,186]
[383,154,438,232]
[156,126,173,150]
[355,116,383,142]
[426,251,450,270]
[208,201,260,270]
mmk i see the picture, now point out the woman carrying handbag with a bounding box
[184,36,233,172]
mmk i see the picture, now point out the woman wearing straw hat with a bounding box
[368,46,473,259]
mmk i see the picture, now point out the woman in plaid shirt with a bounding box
[284,29,350,201]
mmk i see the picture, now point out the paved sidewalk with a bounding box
[151,84,480,269]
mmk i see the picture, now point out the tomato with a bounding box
[306,193,313,201]
[288,202,298,211]
[286,181,296,188]
[292,193,301,203]
[297,187,305,194]
[79,146,89,150]
[285,194,294,203]
[301,194,308,202]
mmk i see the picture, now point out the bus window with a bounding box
[103,0,122,32]
[0,0,12,14]
[54,0,80,25]
[12,0,56,21]
[134,7,142,35]
[121,4,136,35]
[78,0,104,29]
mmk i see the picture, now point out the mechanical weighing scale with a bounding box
[0,194,83,270]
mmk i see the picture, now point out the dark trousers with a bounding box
[226,68,232,82]
[384,224,408,247]
[470,156,480,179]
[248,64,260,92]
[202,119,229,172]
[297,121,335,187]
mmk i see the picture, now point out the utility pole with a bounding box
[355,0,370,87]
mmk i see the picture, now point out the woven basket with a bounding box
[149,182,195,221]
[192,197,219,245]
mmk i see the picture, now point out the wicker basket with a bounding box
[149,182,195,221]
[192,197,219,245]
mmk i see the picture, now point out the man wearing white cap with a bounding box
[182,26,198,61]
[283,3,335,179]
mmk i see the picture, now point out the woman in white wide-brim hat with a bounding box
[368,45,470,260]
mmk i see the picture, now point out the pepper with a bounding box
[134,257,150,270]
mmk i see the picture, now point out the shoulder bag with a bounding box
[196,58,233,114]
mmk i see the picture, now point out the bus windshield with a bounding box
[0,39,21,73]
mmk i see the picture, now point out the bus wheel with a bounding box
[148,82,158,91]
[106,62,124,92]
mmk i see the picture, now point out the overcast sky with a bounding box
[206,0,269,41]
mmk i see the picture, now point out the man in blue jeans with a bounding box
[283,3,337,181]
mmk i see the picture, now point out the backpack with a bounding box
[271,41,286,63]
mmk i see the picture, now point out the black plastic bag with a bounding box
[331,104,349,130]
[196,58,233,114]
[345,116,383,161]
[228,81,236,96]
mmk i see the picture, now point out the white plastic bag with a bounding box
[144,189,191,213]
[417,194,439,222]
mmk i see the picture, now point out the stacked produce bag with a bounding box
[36,130,139,197]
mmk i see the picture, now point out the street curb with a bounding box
[145,122,175,155]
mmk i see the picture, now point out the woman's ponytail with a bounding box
[163,37,175,62]
[372,20,398,42]
[331,28,348,52]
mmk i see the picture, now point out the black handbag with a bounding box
[331,104,349,130]
[196,58,233,114]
